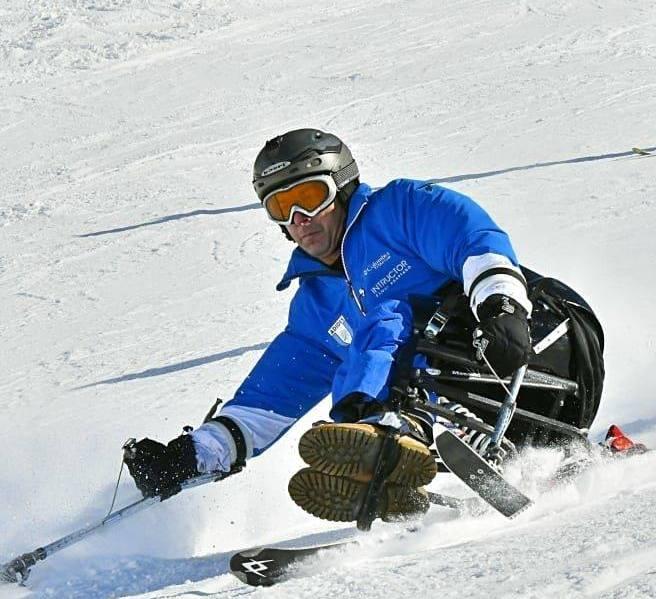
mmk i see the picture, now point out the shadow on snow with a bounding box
[427,145,655,186]
[73,342,269,389]
[76,203,261,238]
[32,551,234,599]
[32,527,358,599]
[76,145,654,238]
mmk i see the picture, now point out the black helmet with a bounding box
[253,128,359,201]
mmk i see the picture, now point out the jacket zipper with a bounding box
[340,201,368,315]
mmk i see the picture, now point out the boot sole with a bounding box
[288,468,429,523]
[298,423,437,487]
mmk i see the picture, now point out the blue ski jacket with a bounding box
[218,179,520,458]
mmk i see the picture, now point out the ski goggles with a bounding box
[262,175,338,225]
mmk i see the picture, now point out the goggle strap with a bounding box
[332,160,360,189]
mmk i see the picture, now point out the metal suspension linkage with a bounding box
[485,364,528,465]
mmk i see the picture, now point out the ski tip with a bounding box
[604,424,648,455]
[605,424,626,439]
[632,147,652,156]
[0,567,19,585]
[508,498,534,519]
[229,548,276,587]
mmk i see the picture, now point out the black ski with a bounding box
[229,490,473,586]
[435,429,532,518]
[229,540,351,586]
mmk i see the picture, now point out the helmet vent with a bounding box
[264,136,282,151]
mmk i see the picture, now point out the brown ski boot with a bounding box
[288,414,436,522]
[288,467,430,522]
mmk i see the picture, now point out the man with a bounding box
[125,128,546,522]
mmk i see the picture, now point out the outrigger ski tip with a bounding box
[0,548,47,585]
[429,363,533,519]
[435,429,533,518]
[632,147,653,156]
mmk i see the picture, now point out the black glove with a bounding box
[473,294,531,378]
[329,392,387,423]
[123,435,199,499]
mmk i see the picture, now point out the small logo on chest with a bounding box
[363,252,391,275]
[328,315,353,346]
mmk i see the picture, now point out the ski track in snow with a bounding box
[1,0,655,598]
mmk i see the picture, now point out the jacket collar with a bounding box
[276,183,372,291]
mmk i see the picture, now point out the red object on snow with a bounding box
[604,425,648,455]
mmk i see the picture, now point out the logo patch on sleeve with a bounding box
[328,315,353,346]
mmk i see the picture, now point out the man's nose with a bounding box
[292,211,311,225]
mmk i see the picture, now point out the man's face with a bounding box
[285,200,346,264]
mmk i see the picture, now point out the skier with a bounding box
[125,129,605,522]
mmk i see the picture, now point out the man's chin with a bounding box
[299,236,324,253]
[300,240,333,261]
[301,244,326,258]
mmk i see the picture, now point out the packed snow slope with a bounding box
[1,0,655,597]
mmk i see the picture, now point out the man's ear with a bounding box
[279,225,294,241]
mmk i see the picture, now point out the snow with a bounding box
[1,0,655,597]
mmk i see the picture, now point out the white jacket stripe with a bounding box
[463,253,532,319]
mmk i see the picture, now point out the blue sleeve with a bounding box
[221,309,340,456]
[397,181,519,282]
[330,299,413,421]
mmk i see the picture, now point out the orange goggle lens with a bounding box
[264,180,333,223]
